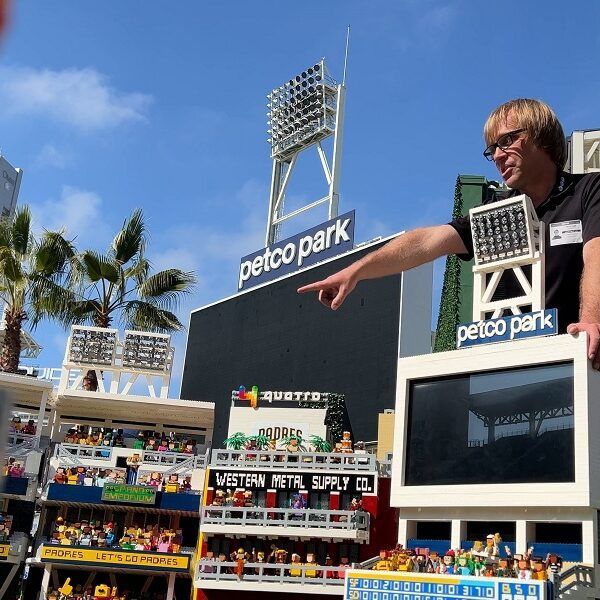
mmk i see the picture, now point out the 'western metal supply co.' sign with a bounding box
[456,309,557,349]
[345,570,547,600]
[208,469,375,494]
[101,484,157,505]
[40,545,189,572]
[238,210,355,291]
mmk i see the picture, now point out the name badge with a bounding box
[549,219,583,246]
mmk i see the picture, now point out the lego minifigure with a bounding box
[289,553,302,577]
[531,557,547,580]
[456,552,473,576]
[516,555,532,580]
[305,552,318,577]
[164,474,180,493]
[441,550,455,574]
[546,553,563,576]
[373,550,393,571]
[53,467,67,484]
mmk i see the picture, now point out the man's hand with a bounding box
[567,322,600,369]
[297,267,357,310]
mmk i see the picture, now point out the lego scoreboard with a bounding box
[345,571,548,600]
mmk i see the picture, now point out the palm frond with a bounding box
[34,231,77,277]
[81,251,120,284]
[112,208,146,264]
[11,206,32,256]
[121,300,183,332]
[137,269,195,312]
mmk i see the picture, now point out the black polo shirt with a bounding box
[449,171,600,332]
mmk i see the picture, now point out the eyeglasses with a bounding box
[483,129,526,161]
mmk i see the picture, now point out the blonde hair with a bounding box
[484,98,567,167]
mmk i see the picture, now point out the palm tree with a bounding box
[0,206,76,372]
[223,432,248,450]
[63,209,195,331]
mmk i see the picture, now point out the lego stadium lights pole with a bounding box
[469,195,545,321]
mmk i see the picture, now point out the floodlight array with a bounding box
[267,61,338,159]
[122,331,171,372]
[471,198,534,265]
[69,327,117,366]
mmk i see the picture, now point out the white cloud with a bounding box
[0,66,152,131]
[34,143,71,169]
[29,185,111,247]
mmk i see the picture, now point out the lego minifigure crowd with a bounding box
[52,466,193,493]
[46,580,168,600]
[48,517,183,553]
[201,546,351,579]
[62,427,199,454]
[373,535,563,580]
[9,416,37,435]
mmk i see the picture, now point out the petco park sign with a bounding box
[238,211,355,291]
[456,309,557,349]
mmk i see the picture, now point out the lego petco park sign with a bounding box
[456,309,557,349]
[238,211,355,291]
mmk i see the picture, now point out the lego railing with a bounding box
[552,564,594,599]
[54,444,209,470]
[196,560,347,585]
[211,449,376,471]
[201,506,370,532]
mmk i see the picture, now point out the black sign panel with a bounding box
[208,469,376,494]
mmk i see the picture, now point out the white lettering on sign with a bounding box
[214,472,267,489]
[238,217,352,289]
[456,309,557,348]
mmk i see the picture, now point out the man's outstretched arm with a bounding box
[567,237,600,369]
[297,224,467,309]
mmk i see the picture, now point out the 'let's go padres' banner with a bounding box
[40,545,190,572]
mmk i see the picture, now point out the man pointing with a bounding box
[298,99,600,368]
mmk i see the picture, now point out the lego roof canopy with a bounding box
[54,391,215,432]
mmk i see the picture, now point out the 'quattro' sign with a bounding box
[238,211,355,290]
[456,309,557,349]
[208,469,375,494]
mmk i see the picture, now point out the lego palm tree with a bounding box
[246,434,271,450]
[223,432,249,450]
[309,435,332,453]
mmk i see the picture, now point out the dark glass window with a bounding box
[405,362,574,485]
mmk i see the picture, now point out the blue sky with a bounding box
[0,1,599,394]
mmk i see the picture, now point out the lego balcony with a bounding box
[200,506,370,541]
[195,559,346,595]
[211,449,377,471]
[43,445,208,513]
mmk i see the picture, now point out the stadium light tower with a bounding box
[265,58,346,246]
[470,194,545,320]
